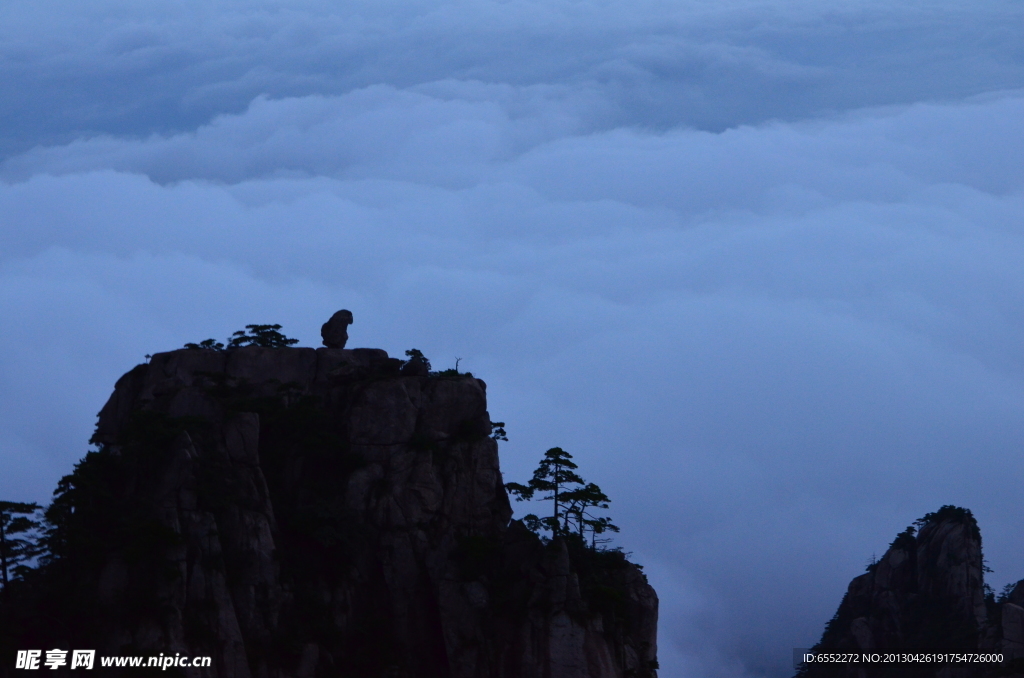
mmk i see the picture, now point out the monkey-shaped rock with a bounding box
[320,309,353,348]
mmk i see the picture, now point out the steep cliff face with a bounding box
[799,507,1024,678]
[995,581,1024,667]
[5,346,657,678]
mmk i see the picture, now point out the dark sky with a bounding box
[2,0,1024,675]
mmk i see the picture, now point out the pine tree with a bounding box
[562,482,620,548]
[185,323,299,350]
[0,501,43,592]
[505,447,618,547]
[227,324,299,348]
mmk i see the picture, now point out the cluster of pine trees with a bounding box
[506,447,619,549]
[0,501,42,596]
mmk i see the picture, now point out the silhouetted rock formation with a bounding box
[799,506,1024,678]
[996,582,1024,666]
[1,344,657,678]
[320,309,353,348]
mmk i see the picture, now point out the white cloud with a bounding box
[2,0,1023,156]
[2,85,1024,675]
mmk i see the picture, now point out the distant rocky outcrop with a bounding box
[798,506,1024,678]
[0,340,657,678]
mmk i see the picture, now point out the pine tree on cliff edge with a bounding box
[505,447,620,547]
[0,501,42,594]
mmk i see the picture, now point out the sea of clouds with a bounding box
[2,0,1024,675]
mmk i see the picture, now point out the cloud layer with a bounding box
[2,1,1024,676]
[3,0,1024,154]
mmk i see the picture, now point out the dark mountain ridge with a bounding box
[798,505,1024,678]
[0,342,657,678]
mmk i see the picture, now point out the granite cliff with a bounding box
[0,343,658,677]
[798,506,1024,678]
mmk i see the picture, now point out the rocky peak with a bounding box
[2,339,658,678]
[800,506,1024,678]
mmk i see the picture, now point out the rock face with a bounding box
[8,345,657,678]
[320,309,353,348]
[799,507,1024,678]
[999,582,1024,665]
